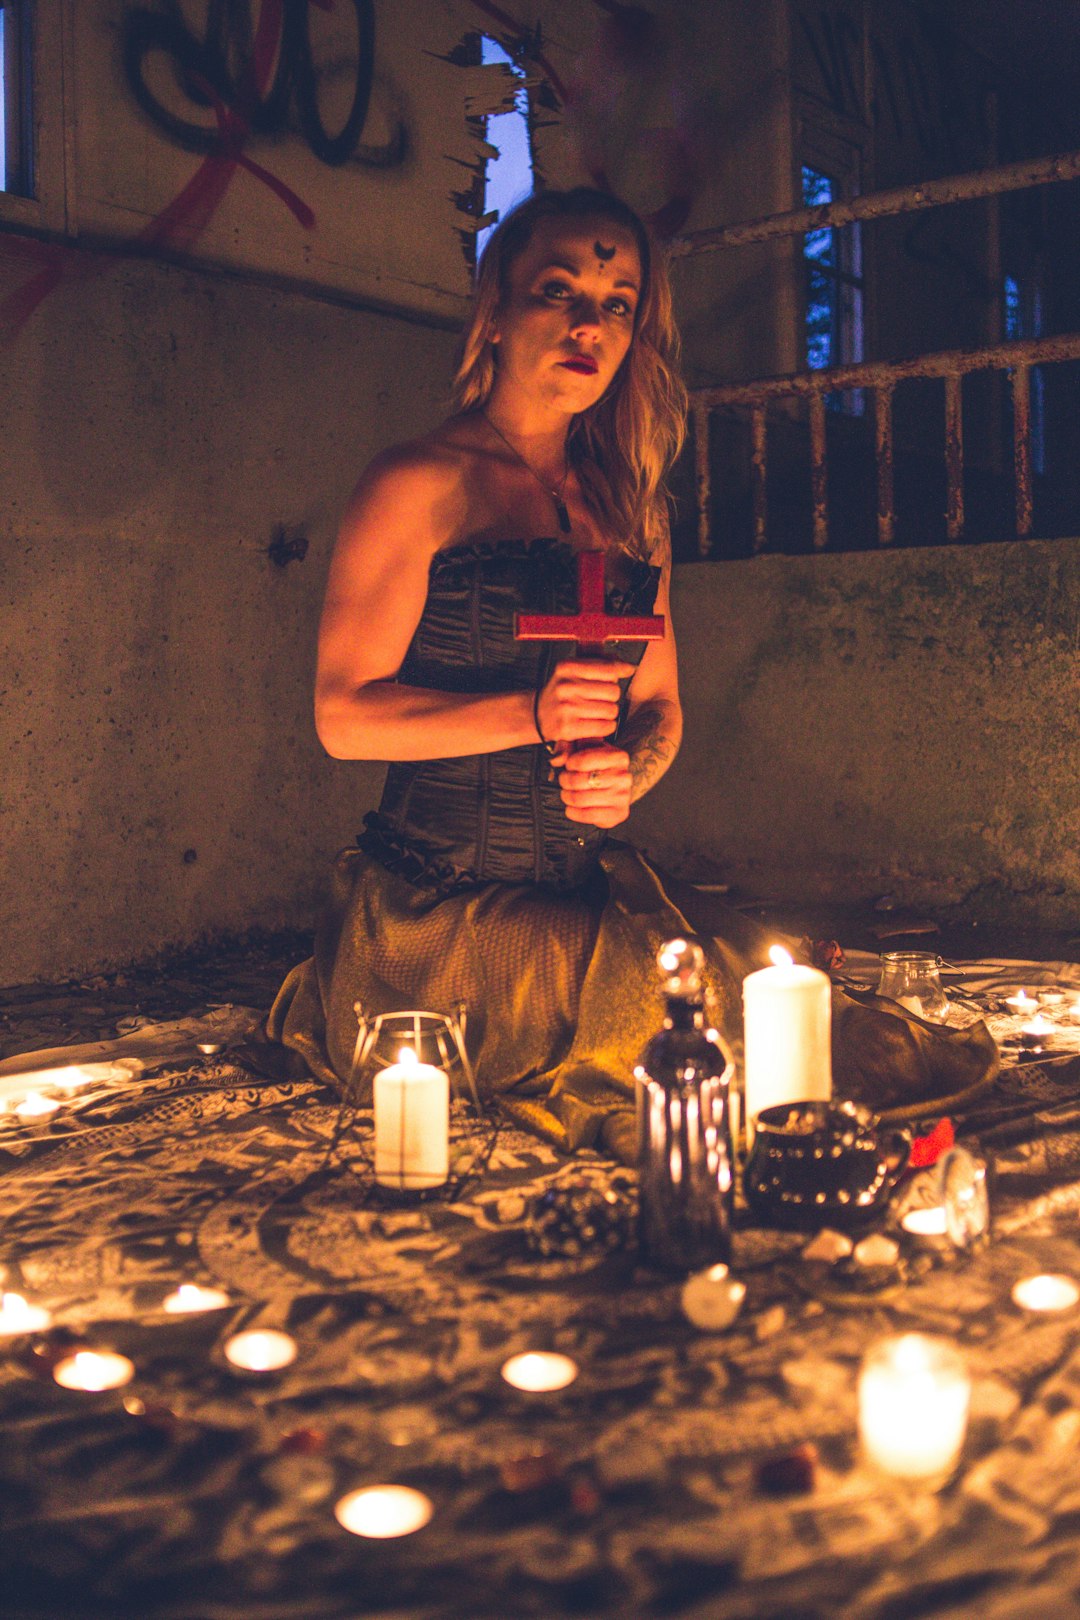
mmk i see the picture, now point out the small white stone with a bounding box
[755,1304,787,1341]
[680,1264,746,1332]
[802,1228,853,1263]
[853,1233,900,1268]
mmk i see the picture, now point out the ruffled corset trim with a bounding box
[357,812,483,898]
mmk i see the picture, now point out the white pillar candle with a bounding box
[858,1333,970,1481]
[743,949,832,1128]
[374,1049,449,1191]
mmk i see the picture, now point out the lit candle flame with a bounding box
[335,1484,433,1538]
[769,945,794,968]
[500,1351,579,1392]
[14,1091,63,1120]
[0,1292,52,1334]
[396,1047,418,1068]
[1012,1273,1080,1312]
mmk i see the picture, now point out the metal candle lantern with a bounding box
[636,939,735,1271]
[347,1005,482,1114]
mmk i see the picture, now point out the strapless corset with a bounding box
[359,537,661,893]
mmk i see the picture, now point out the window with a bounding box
[1004,271,1046,475]
[1,0,33,197]
[802,164,864,411]
[476,35,533,264]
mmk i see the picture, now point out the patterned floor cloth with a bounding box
[2,965,1080,1618]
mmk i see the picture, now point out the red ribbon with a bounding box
[910,1116,956,1169]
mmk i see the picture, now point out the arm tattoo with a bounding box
[622,701,679,802]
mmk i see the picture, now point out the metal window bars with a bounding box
[677,147,1080,557]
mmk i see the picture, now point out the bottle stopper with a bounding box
[657,938,705,998]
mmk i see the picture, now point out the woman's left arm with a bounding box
[555,559,682,827]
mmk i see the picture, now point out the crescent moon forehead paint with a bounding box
[594,241,617,262]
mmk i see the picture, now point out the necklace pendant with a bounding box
[553,497,571,534]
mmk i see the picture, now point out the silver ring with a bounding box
[587,770,599,788]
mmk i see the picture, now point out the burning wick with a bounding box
[1020,1015,1054,1049]
[769,945,795,967]
[500,1351,579,1392]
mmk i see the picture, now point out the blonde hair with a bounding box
[451,188,687,561]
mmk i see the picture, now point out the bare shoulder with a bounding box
[339,421,477,558]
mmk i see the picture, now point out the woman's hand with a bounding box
[535,658,637,748]
[551,741,634,828]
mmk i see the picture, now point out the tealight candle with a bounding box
[500,1351,579,1392]
[901,1206,949,1238]
[0,1291,52,1335]
[13,1092,61,1120]
[335,1485,433,1538]
[1004,991,1039,1015]
[743,948,831,1131]
[1020,1015,1054,1049]
[163,1284,230,1314]
[53,1350,135,1391]
[858,1333,970,1481]
[374,1048,449,1191]
[35,1065,93,1095]
[224,1329,297,1371]
[1011,1273,1080,1313]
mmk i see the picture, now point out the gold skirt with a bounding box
[267,843,999,1165]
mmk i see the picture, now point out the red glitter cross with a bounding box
[514,550,665,658]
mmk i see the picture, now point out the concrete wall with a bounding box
[0,257,455,983]
[629,537,1080,928]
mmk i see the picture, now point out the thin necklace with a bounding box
[483,412,572,535]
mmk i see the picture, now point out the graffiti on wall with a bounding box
[1,1,413,337]
[122,0,405,170]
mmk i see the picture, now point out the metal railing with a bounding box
[677,149,1080,557]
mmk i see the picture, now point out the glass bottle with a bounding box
[636,938,735,1271]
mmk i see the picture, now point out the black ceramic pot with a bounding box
[744,1100,911,1233]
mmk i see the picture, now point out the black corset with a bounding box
[358,537,661,895]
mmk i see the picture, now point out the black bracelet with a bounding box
[533,686,558,757]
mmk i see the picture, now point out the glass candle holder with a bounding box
[877,952,950,1022]
[858,1333,970,1481]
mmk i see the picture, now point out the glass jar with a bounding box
[877,952,949,1023]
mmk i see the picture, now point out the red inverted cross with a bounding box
[514,550,665,658]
